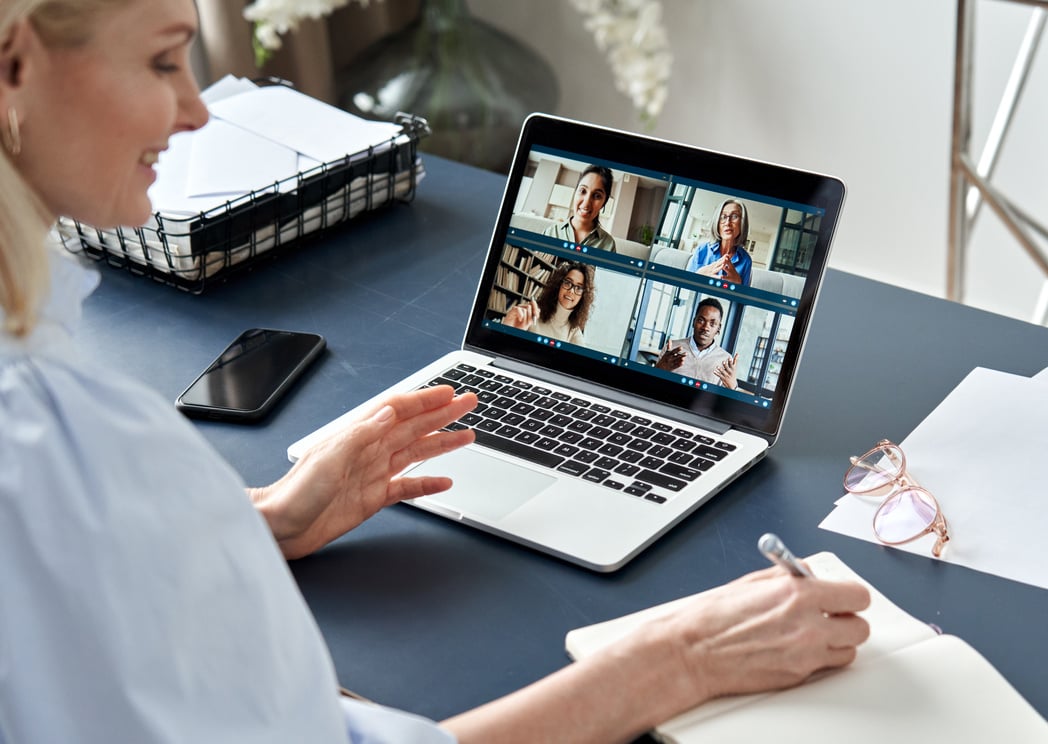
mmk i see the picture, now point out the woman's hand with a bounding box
[502,299,540,331]
[628,567,871,719]
[250,385,477,559]
[444,566,870,744]
[696,255,742,284]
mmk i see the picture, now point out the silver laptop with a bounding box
[289,114,845,572]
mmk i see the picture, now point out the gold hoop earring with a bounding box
[4,107,21,156]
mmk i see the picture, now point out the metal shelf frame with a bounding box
[948,0,1048,324]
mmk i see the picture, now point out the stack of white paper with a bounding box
[820,365,1048,590]
[58,76,425,283]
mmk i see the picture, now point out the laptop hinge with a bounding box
[490,356,733,436]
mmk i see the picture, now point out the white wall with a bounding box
[470,0,1048,324]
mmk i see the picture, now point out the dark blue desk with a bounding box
[83,156,1048,723]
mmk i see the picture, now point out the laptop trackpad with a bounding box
[409,448,555,522]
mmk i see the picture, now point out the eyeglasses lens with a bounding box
[873,488,939,544]
[844,445,904,494]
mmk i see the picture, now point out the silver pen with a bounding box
[758,533,814,578]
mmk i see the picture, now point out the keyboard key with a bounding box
[627,438,653,452]
[472,429,565,469]
[614,463,640,477]
[583,468,610,483]
[557,460,589,476]
[515,431,540,445]
[594,456,619,470]
[660,462,702,481]
[574,451,600,464]
[619,450,644,464]
[554,443,580,457]
[644,493,668,504]
[602,479,626,490]
[636,469,687,492]
[597,443,623,457]
[695,444,727,461]
[714,441,737,451]
[578,437,603,451]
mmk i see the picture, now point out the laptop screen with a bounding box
[464,115,845,441]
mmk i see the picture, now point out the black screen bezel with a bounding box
[463,114,845,441]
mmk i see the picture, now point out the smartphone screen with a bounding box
[176,328,326,422]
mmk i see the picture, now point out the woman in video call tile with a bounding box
[686,198,753,285]
[501,261,593,345]
[543,165,618,253]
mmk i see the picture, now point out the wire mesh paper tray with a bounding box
[58,112,430,293]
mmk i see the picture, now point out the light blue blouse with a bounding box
[0,248,455,744]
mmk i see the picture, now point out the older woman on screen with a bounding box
[0,1,870,741]
[687,198,753,285]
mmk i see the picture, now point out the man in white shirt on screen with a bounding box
[654,298,739,390]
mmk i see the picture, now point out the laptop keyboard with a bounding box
[420,363,738,505]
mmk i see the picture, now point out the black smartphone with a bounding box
[175,328,326,422]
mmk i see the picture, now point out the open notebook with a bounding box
[289,114,845,571]
[565,553,1048,742]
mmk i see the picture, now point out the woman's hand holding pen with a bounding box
[502,299,540,331]
[611,567,871,722]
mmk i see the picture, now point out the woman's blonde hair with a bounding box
[0,0,126,336]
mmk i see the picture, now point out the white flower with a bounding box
[242,0,671,122]
[567,0,671,121]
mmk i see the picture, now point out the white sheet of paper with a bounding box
[148,77,397,217]
[819,367,1048,589]
[185,119,299,197]
[206,85,402,164]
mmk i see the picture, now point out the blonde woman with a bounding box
[0,1,869,741]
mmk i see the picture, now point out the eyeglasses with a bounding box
[843,439,950,557]
[719,212,742,223]
[560,279,586,296]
